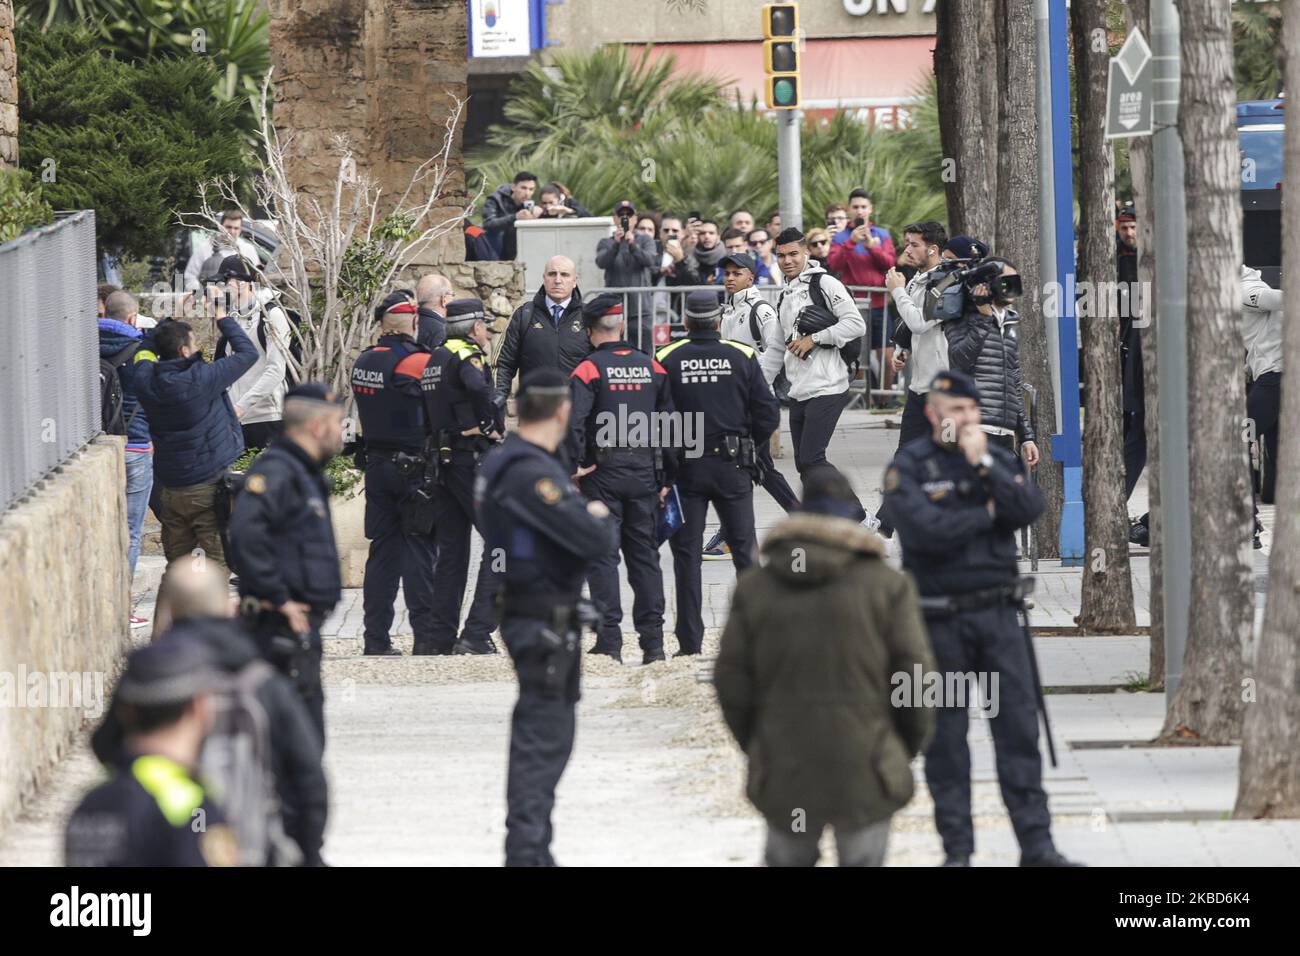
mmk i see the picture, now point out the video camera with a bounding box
[922,257,1023,322]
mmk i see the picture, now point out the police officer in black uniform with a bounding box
[350,292,438,656]
[66,640,239,867]
[881,369,1080,867]
[420,298,506,654]
[477,368,617,866]
[656,290,780,655]
[565,293,674,664]
[228,382,347,741]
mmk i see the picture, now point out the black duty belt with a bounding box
[594,445,656,461]
[918,577,1035,616]
[500,591,585,628]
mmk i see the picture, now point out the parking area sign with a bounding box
[1105,28,1153,139]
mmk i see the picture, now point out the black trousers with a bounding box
[669,457,757,653]
[502,616,580,867]
[241,419,284,451]
[1123,408,1147,501]
[876,389,931,533]
[898,389,930,446]
[788,390,865,520]
[428,453,502,650]
[706,440,798,545]
[923,603,1053,860]
[579,468,664,654]
[362,460,437,652]
[1248,371,1281,507]
[248,610,326,748]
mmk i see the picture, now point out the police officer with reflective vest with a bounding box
[65,640,239,867]
[228,383,347,741]
[420,298,506,655]
[350,292,437,656]
[656,290,780,655]
[881,370,1080,867]
[564,294,674,664]
[476,369,617,866]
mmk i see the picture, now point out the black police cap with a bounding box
[683,290,723,321]
[285,381,344,406]
[374,289,416,322]
[928,369,981,401]
[580,293,624,329]
[446,298,487,323]
[116,639,219,707]
[518,367,570,398]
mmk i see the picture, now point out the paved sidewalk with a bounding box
[6,408,1294,867]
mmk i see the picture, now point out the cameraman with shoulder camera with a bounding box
[595,200,659,350]
[942,257,1039,466]
[774,228,868,523]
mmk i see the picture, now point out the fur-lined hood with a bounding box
[760,512,884,586]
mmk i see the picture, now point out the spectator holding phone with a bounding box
[595,200,659,349]
[828,189,898,390]
[482,171,544,261]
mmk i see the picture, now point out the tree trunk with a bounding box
[996,0,1062,559]
[934,0,997,241]
[1073,0,1137,632]
[1235,0,1300,817]
[1126,0,1164,689]
[1159,0,1252,744]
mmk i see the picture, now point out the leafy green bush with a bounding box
[16,23,251,259]
[231,447,363,500]
[468,46,946,240]
[0,167,56,244]
[14,0,270,141]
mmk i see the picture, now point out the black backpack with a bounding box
[788,273,860,376]
[216,306,304,388]
[99,342,140,435]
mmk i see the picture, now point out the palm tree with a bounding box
[468,46,947,236]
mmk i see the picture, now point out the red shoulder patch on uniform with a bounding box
[395,352,432,379]
[652,360,667,375]
[571,360,601,384]
[613,349,632,356]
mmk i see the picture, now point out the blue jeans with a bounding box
[125,450,154,580]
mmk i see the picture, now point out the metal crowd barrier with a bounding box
[588,282,906,406]
[0,211,101,513]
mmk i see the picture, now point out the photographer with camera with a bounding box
[774,228,868,523]
[940,258,1040,465]
[595,200,659,350]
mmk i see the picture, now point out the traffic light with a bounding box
[762,3,800,110]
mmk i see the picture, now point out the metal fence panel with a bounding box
[0,210,100,513]
[589,282,906,403]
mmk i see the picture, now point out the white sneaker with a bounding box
[860,513,882,532]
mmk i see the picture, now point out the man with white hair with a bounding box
[495,255,589,394]
[415,272,453,350]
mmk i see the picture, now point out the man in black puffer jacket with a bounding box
[494,255,589,394]
[93,560,328,866]
[943,258,1040,466]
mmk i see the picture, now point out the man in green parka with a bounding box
[715,465,936,866]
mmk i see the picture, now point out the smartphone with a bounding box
[853,217,866,229]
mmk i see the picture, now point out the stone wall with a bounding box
[268,0,469,266]
[0,0,16,169]
[0,437,132,839]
